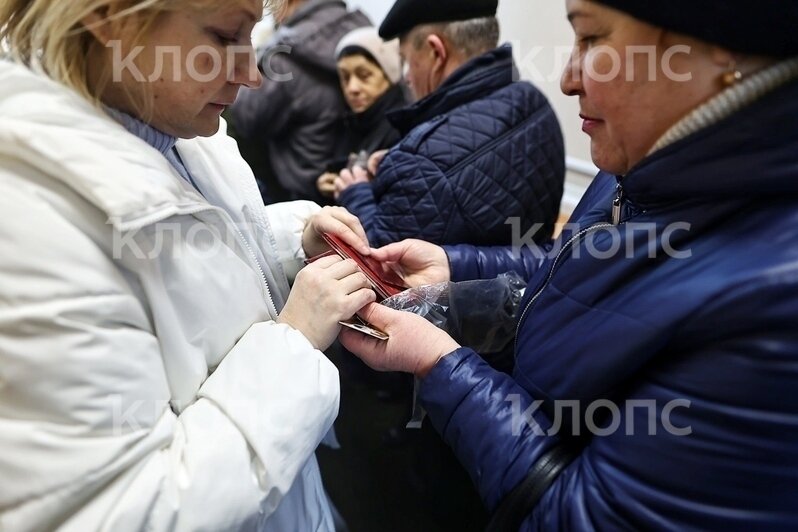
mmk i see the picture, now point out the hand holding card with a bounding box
[305,233,409,340]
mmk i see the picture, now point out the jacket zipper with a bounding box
[513,222,615,354]
[514,183,628,352]
[119,203,277,316]
[233,225,276,316]
[231,163,290,313]
[611,183,624,226]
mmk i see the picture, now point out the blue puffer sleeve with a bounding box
[444,243,550,282]
[353,148,456,247]
[337,182,381,245]
[441,171,618,282]
[419,348,561,511]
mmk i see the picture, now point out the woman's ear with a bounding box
[708,45,736,70]
[81,7,115,45]
[659,29,729,80]
[707,46,776,81]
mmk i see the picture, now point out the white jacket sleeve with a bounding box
[0,183,338,531]
[263,200,321,282]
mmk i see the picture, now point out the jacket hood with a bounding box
[388,45,518,135]
[0,60,204,229]
[270,0,371,76]
[624,78,798,205]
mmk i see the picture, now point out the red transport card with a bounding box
[321,233,407,301]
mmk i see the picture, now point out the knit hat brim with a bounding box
[336,27,402,85]
[594,0,798,58]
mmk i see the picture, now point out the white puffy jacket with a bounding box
[0,60,338,531]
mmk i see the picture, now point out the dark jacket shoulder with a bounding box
[340,45,565,247]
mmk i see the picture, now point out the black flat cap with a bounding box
[379,0,499,40]
[594,0,798,58]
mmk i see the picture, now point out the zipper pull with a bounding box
[611,183,623,225]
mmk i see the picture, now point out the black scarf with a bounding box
[328,84,409,172]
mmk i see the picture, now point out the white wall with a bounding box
[349,0,394,24]
[498,1,596,211]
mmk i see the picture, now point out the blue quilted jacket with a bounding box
[421,77,798,529]
[338,46,564,248]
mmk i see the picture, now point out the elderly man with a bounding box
[334,0,565,248]
[230,0,370,203]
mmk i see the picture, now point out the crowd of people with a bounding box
[1,0,797,530]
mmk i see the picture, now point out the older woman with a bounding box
[0,0,376,530]
[316,26,407,200]
[342,0,798,529]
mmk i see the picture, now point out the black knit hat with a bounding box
[593,0,798,58]
[379,0,499,40]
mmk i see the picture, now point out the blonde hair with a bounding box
[0,0,275,101]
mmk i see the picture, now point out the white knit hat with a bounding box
[335,27,402,85]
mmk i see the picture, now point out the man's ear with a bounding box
[426,33,449,72]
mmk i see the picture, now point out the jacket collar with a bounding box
[388,45,517,136]
[105,106,177,156]
[274,0,367,76]
[283,0,346,27]
[0,60,205,229]
[622,78,798,206]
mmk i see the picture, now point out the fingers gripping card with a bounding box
[304,234,409,340]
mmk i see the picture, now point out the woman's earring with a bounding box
[722,61,743,86]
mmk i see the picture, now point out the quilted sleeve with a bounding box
[361,148,456,247]
[336,182,381,245]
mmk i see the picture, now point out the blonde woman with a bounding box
[0,0,377,530]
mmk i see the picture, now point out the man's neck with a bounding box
[442,56,467,84]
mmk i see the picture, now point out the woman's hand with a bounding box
[302,206,370,258]
[316,172,338,199]
[278,255,376,351]
[370,239,451,287]
[334,166,370,199]
[339,303,460,378]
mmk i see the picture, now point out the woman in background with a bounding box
[316,26,407,200]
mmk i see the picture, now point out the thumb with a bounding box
[357,302,402,330]
[368,150,387,175]
[370,241,407,262]
[352,165,369,180]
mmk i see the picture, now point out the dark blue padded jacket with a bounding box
[338,45,565,247]
[422,77,798,529]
